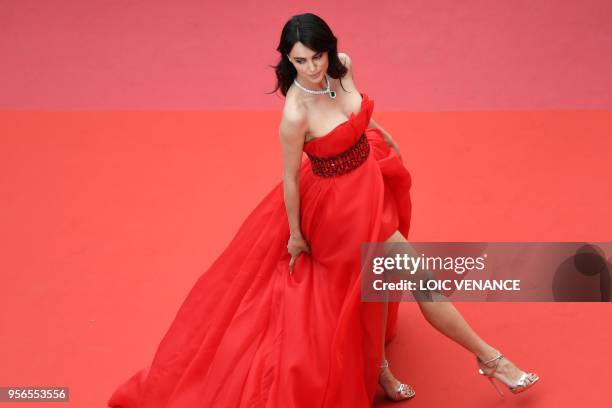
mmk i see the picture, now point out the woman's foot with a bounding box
[378,359,416,401]
[476,351,539,396]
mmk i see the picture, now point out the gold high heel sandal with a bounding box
[477,352,540,397]
[378,359,416,401]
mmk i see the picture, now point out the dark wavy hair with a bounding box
[267,13,348,97]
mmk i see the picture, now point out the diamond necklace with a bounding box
[293,73,337,99]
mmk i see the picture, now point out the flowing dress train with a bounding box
[108,92,413,407]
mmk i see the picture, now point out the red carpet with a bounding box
[1,110,610,406]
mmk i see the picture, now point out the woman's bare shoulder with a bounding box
[337,52,353,72]
[279,88,308,141]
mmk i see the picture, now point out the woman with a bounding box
[108,13,538,407]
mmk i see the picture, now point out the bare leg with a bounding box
[378,291,415,399]
[376,238,415,400]
[383,230,529,388]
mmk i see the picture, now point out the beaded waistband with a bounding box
[306,133,370,178]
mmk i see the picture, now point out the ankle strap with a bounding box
[379,359,389,369]
[480,353,504,367]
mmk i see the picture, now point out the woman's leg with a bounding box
[378,292,415,399]
[383,230,529,387]
[376,237,416,400]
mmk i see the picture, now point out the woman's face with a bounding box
[288,42,329,86]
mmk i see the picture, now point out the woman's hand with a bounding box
[287,233,310,274]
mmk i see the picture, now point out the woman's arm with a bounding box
[279,108,306,237]
[368,116,397,147]
[279,105,311,272]
[369,116,403,161]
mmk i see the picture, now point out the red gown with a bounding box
[108,92,413,408]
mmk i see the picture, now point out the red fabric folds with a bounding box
[108,92,412,408]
